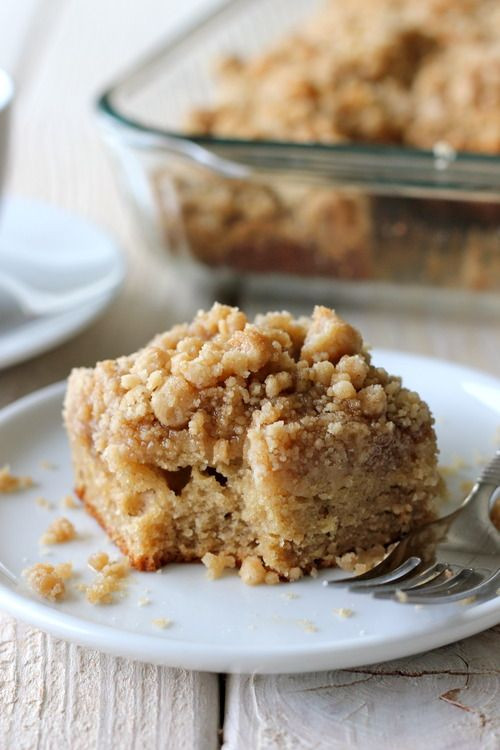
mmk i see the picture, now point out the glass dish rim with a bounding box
[97,88,500,168]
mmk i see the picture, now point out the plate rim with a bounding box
[0,352,499,673]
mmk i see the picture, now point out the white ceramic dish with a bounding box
[0,350,499,674]
[0,197,125,369]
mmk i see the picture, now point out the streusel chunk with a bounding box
[64,304,439,583]
[0,465,34,493]
[23,562,73,601]
[40,517,76,545]
[84,557,129,605]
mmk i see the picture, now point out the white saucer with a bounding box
[0,197,125,369]
[0,350,499,673]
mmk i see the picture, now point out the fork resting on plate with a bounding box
[326,450,500,604]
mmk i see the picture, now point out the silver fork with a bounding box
[325,450,500,604]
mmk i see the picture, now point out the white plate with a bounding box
[0,197,125,369]
[0,350,499,674]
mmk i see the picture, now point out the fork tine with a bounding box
[374,568,475,600]
[347,556,422,589]
[406,567,470,595]
[351,562,446,593]
[325,553,419,587]
[382,567,500,605]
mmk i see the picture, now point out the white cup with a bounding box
[0,69,14,193]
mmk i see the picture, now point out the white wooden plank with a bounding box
[224,627,500,750]
[0,613,220,750]
[0,5,221,749]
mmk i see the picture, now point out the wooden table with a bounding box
[0,2,499,747]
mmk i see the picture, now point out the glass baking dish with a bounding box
[96,0,500,313]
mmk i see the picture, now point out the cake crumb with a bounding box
[333,607,353,618]
[0,465,34,493]
[62,494,79,509]
[22,561,72,601]
[336,545,387,575]
[395,590,409,603]
[239,556,267,585]
[88,551,109,571]
[40,517,76,545]
[152,618,172,629]
[281,592,299,600]
[297,619,318,633]
[40,460,57,471]
[439,455,469,478]
[35,496,54,510]
[84,557,130,605]
[459,596,477,606]
[265,571,280,585]
[201,551,236,580]
[138,596,150,607]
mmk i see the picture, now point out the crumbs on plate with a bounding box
[152,618,172,629]
[0,465,34,493]
[40,517,76,545]
[23,562,73,602]
[297,619,318,633]
[82,557,130,605]
[88,551,109,571]
[333,607,354,618]
[35,496,54,510]
[62,494,79,509]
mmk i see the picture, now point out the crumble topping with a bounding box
[64,303,439,582]
[0,465,34,493]
[187,0,500,153]
[23,562,73,602]
[40,517,76,545]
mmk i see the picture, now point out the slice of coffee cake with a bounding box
[64,304,439,581]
